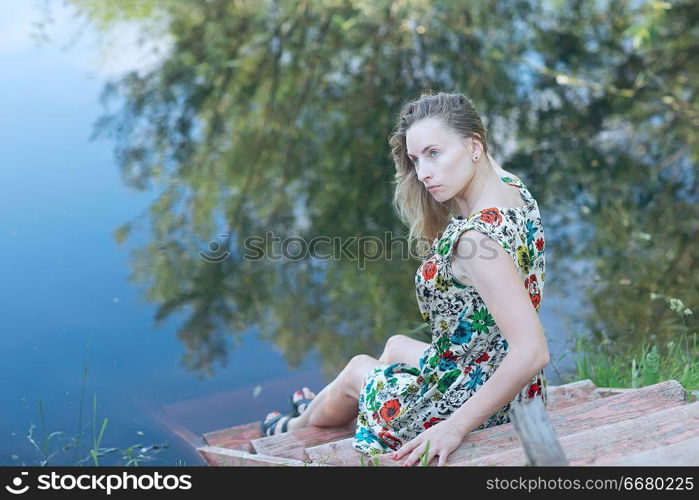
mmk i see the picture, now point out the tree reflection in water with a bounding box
[62,0,696,378]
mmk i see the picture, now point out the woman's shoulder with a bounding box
[435,212,497,260]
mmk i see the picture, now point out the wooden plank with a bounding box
[547,379,601,411]
[595,436,699,466]
[197,445,326,467]
[198,378,596,464]
[593,387,637,398]
[251,420,356,460]
[509,397,568,465]
[305,438,366,467]
[302,378,597,466]
[203,422,261,453]
[596,386,698,402]
[254,380,599,463]
[306,380,687,466]
[458,401,699,466]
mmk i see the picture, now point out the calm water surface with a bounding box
[0,7,582,466]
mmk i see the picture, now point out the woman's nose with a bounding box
[417,169,431,184]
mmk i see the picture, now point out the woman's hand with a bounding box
[391,419,467,466]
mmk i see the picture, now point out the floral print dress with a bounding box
[351,174,548,457]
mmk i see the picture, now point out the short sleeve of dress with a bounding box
[436,209,515,281]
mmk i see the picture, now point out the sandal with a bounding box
[259,411,294,437]
[289,389,315,416]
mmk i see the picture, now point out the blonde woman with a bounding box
[260,91,550,467]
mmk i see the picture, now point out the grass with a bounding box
[570,295,697,394]
[357,440,436,466]
[24,334,172,466]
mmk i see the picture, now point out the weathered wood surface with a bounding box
[595,386,698,403]
[197,378,599,464]
[247,379,599,462]
[596,386,697,402]
[593,387,638,398]
[251,420,356,460]
[196,379,696,467]
[203,422,261,453]
[596,436,699,466]
[305,380,687,466]
[546,379,601,410]
[250,378,597,465]
[198,445,325,467]
[457,401,699,466]
[509,396,568,466]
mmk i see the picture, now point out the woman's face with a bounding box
[405,117,479,202]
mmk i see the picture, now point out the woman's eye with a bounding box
[410,150,438,165]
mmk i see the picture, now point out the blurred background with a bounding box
[0,0,696,466]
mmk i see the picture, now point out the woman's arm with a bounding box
[393,223,550,466]
[448,229,550,437]
[449,345,548,437]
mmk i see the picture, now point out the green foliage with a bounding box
[61,0,697,380]
[358,452,381,466]
[640,345,660,387]
[356,439,436,466]
[571,295,697,391]
[419,440,431,466]
[23,336,172,466]
[113,223,133,245]
[69,0,168,32]
[25,401,68,466]
[89,394,109,466]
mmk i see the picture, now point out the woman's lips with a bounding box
[427,185,440,191]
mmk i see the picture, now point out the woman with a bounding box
[260,91,550,466]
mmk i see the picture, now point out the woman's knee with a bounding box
[378,334,408,364]
[346,354,381,374]
[342,354,382,396]
[380,334,430,365]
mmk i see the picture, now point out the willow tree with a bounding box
[63,0,696,378]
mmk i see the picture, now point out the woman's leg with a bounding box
[282,336,429,432]
[288,354,383,430]
[378,334,430,367]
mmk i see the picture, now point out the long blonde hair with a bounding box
[389,90,490,258]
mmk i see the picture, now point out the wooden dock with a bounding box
[194,379,699,466]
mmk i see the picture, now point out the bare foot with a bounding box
[291,386,316,415]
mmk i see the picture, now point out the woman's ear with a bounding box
[470,134,484,159]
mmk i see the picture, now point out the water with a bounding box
[0,3,585,466]
[0,5,327,466]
